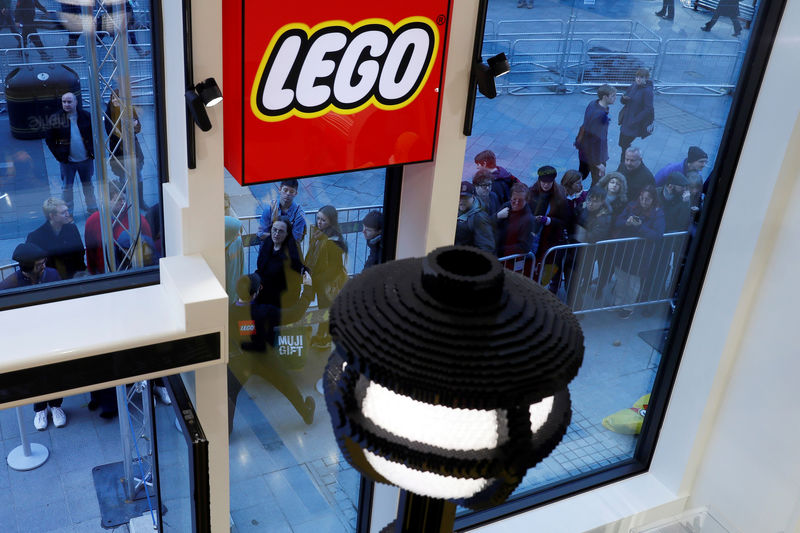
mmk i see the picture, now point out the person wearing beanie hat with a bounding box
[455,180,495,253]
[0,242,61,289]
[1,243,66,430]
[658,172,692,232]
[654,146,709,186]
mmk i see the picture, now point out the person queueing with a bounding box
[104,88,148,210]
[496,182,534,258]
[612,186,665,319]
[256,179,307,247]
[569,186,613,308]
[527,166,572,293]
[228,274,315,434]
[303,205,348,348]
[454,181,495,253]
[362,211,383,270]
[246,216,307,352]
[25,197,86,280]
[45,92,99,215]
[474,150,520,205]
[0,243,66,429]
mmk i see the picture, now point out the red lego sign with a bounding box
[223,1,452,185]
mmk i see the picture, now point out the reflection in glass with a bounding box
[0,0,162,302]
[459,0,759,508]
[226,169,386,532]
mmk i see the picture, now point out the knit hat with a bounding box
[12,242,46,265]
[687,146,708,163]
[665,172,689,187]
[537,165,557,183]
[460,181,475,197]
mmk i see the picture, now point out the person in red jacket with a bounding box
[84,183,152,274]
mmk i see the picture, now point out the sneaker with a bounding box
[654,10,665,16]
[51,407,67,428]
[617,308,634,319]
[701,26,711,32]
[154,386,172,405]
[34,408,49,431]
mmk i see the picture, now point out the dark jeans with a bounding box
[60,159,98,212]
[657,0,675,17]
[579,159,604,187]
[619,133,636,165]
[34,398,62,412]
[705,11,743,34]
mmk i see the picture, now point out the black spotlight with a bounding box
[195,77,223,107]
[474,52,511,99]
[185,77,222,132]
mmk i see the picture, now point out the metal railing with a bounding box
[500,232,689,314]
[238,204,383,276]
[478,18,749,96]
[1,262,18,281]
[655,38,742,95]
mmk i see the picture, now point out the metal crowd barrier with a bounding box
[0,29,154,106]
[500,232,689,314]
[239,204,382,276]
[654,39,742,95]
[0,262,18,281]
[481,18,748,96]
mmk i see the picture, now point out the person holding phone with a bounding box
[611,186,665,318]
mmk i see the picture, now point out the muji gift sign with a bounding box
[223,2,452,185]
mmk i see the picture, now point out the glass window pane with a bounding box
[0,0,163,304]
[458,0,760,510]
[227,169,387,532]
[0,380,179,532]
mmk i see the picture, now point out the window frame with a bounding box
[0,0,170,312]
[449,0,789,529]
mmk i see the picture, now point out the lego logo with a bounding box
[251,17,439,122]
[238,320,255,335]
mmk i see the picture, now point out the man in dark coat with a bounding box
[618,69,654,161]
[362,210,383,269]
[658,172,692,232]
[46,92,98,214]
[454,181,495,253]
[14,0,50,60]
[576,84,617,186]
[25,197,86,280]
[701,0,742,36]
[617,146,656,203]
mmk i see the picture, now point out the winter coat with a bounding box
[619,80,654,139]
[576,100,610,165]
[454,197,495,253]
